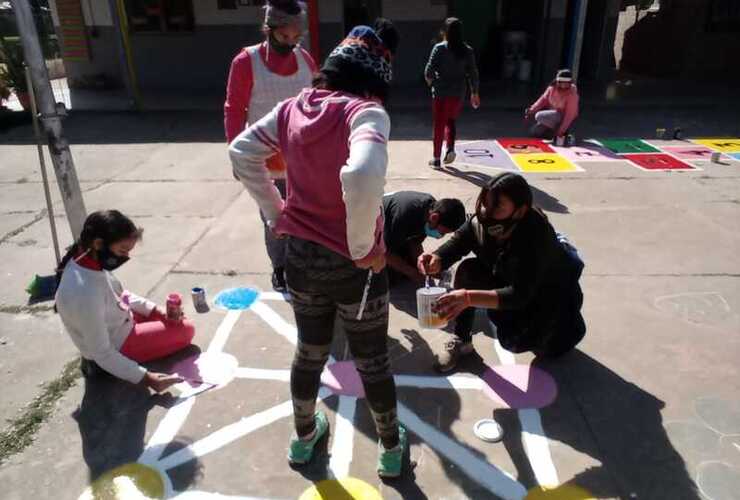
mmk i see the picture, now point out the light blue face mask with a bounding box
[424,222,443,239]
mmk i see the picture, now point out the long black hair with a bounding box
[444,17,467,60]
[56,210,142,283]
[474,172,534,221]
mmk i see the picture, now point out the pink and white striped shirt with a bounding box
[229,88,390,261]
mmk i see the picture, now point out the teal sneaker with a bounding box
[287,411,329,465]
[377,425,407,478]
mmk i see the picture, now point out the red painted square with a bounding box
[497,138,555,154]
[622,153,696,171]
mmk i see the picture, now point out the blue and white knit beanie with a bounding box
[325,25,393,83]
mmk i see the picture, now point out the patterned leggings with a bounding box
[285,237,400,450]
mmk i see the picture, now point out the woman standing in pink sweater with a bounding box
[525,69,580,141]
[229,23,407,478]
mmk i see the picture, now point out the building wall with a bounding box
[50,0,590,91]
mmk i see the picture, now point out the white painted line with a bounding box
[328,395,357,478]
[250,301,298,345]
[140,310,243,464]
[138,397,197,465]
[207,309,242,354]
[259,291,289,302]
[157,399,295,470]
[235,367,291,382]
[156,387,333,471]
[518,409,559,487]
[490,321,560,489]
[397,402,527,500]
[394,374,484,390]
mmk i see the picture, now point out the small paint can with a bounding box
[710,152,721,164]
[566,134,575,147]
[191,287,209,313]
[166,293,183,322]
[555,135,565,147]
[473,419,504,443]
[656,128,666,139]
[673,128,683,140]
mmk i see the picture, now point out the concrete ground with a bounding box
[0,106,739,500]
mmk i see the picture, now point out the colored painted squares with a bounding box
[497,138,555,154]
[660,145,718,160]
[551,143,621,162]
[598,138,661,154]
[512,153,580,173]
[621,153,697,171]
[692,138,740,153]
[454,140,519,171]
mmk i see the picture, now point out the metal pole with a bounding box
[25,65,61,265]
[10,0,86,240]
[107,0,142,110]
[571,0,589,80]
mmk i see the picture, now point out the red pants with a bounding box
[121,312,195,363]
[432,96,463,159]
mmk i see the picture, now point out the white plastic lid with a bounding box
[473,419,504,443]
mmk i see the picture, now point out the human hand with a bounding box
[471,93,481,109]
[355,252,386,273]
[432,289,471,320]
[144,372,184,393]
[417,253,442,276]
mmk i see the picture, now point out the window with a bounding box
[125,0,194,33]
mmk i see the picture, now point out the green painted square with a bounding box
[598,138,660,154]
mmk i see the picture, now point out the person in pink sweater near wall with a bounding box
[224,0,317,293]
[525,69,580,141]
[229,23,407,478]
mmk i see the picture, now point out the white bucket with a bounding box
[416,286,448,329]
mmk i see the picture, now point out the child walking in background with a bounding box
[525,68,580,141]
[424,17,480,169]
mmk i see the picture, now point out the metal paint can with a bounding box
[710,152,721,163]
[555,135,565,147]
[166,293,183,322]
[191,287,209,313]
[656,128,666,139]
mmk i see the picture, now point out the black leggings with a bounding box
[285,237,399,449]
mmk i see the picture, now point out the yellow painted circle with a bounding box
[525,484,595,500]
[299,477,382,500]
[79,463,165,500]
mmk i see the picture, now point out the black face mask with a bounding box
[98,247,130,271]
[268,32,295,55]
[477,206,519,237]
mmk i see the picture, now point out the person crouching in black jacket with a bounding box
[417,172,586,372]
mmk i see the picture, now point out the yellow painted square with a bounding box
[692,138,740,153]
[512,153,578,172]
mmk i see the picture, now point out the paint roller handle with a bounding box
[354,252,386,273]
